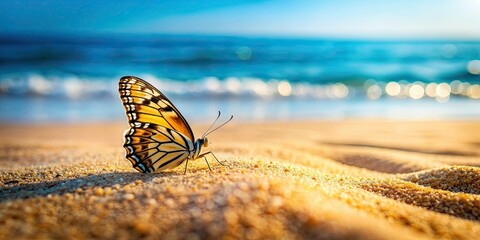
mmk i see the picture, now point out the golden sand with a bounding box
[0,120,479,239]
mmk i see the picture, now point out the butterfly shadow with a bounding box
[0,171,180,203]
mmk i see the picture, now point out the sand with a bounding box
[1,120,480,239]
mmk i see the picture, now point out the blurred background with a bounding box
[0,0,479,123]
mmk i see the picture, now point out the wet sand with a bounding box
[1,120,480,239]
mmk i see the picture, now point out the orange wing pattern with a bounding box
[123,123,194,173]
[119,76,194,141]
[119,76,196,173]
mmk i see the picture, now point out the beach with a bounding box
[1,120,480,239]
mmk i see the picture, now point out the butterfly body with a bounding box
[119,76,223,173]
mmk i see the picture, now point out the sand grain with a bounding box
[1,120,479,239]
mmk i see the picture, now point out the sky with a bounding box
[1,0,479,39]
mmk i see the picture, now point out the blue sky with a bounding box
[1,0,479,39]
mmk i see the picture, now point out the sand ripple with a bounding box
[1,121,480,240]
[400,166,480,195]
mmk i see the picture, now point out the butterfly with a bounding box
[118,76,232,173]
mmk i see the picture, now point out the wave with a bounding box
[3,35,480,100]
[1,34,480,84]
[0,73,479,101]
[0,74,339,100]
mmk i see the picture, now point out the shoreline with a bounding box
[2,96,480,123]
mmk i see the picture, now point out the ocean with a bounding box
[0,33,479,123]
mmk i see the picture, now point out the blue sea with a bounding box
[0,33,479,123]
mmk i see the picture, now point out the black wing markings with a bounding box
[123,123,192,173]
[119,76,195,140]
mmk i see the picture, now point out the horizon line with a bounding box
[2,30,480,42]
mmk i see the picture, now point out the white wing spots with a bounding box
[122,97,131,103]
[120,83,132,90]
[119,76,202,173]
[128,112,137,120]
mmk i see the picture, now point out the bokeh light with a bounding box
[436,83,451,98]
[236,47,252,61]
[292,84,307,97]
[409,84,425,99]
[468,84,480,99]
[28,74,53,95]
[367,85,382,100]
[205,77,222,92]
[332,83,349,99]
[277,81,292,97]
[449,80,462,94]
[467,60,480,75]
[425,83,438,97]
[440,44,457,58]
[458,82,471,96]
[385,82,401,96]
[225,77,241,94]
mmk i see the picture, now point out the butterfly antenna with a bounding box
[202,111,221,138]
[204,115,233,137]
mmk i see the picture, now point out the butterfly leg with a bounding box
[199,151,229,168]
[184,158,190,174]
[203,156,212,171]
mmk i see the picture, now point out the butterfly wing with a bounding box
[119,76,194,141]
[124,123,194,173]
